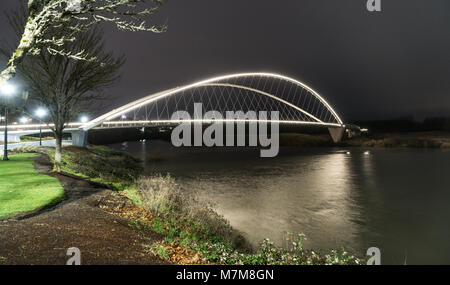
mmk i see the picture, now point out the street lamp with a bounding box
[80,115,89,123]
[35,108,47,146]
[0,82,16,96]
[0,82,16,161]
[19,117,28,124]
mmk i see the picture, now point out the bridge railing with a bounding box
[1,123,83,132]
[2,119,346,132]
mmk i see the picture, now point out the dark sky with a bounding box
[1,0,449,120]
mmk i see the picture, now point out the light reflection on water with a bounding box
[111,140,450,264]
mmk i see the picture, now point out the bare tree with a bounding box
[0,0,166,84]
[1,7,125,171]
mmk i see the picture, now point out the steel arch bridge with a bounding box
[0,72,348,146]
[72,72,346,145]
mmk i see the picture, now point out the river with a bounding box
[110,140,450,265]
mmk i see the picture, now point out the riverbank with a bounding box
[58,145,365,264]
[110,140,450,264]
[2,145,363,264]
[116,175,363,265]
[280,131,450,148]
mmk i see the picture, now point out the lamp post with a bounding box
[2,106,9,161]
[0,82,16,161]
[35,108,47,146]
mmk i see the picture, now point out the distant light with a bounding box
[19,117,28,124]
[346,151,351,155]
[121,114,127,119]
[364,151,370,155]
[0,82,16,96]
[80,116,89,123]
[35,108,47,118]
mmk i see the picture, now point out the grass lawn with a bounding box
[0,153,65,219]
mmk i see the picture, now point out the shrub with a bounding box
[46,145,143,190]
[136,175,246,249]
[11,146,40,153]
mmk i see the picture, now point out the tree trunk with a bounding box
[54,131,62,172]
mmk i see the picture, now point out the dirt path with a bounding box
[0,154,168,265]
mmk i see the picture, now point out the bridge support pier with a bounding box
[328,127,345,143]
[70,130,88,147]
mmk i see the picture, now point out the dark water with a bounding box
[110,140,450,264]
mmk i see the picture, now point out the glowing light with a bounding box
[100,119,342,127]
[121,114,127,119]
[19,117,28,124]
[0,82,16,96]
[80,72,344,131]
[80,116,89,123]
[35,108,47,118]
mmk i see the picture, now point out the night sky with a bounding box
[1,0,449,120]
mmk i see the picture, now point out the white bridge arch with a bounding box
[79,72,346,143]
[1,73,349,147]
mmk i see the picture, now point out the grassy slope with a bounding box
[50,145,143,190]
[0,153,65,219]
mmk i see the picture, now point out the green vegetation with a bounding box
[13,145,142,190]
[20,136,40,142]
[48,145,143,190]
[20,135,54,142]
[0,153,65,219]
[121,175,362,265]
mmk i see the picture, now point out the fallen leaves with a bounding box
[152,241,204,265]
[99,201,154,224]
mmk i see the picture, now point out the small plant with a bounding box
[11,146,40,153]
[153,244,170,260]
[293,233,306,251]
[46,145,143,190]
